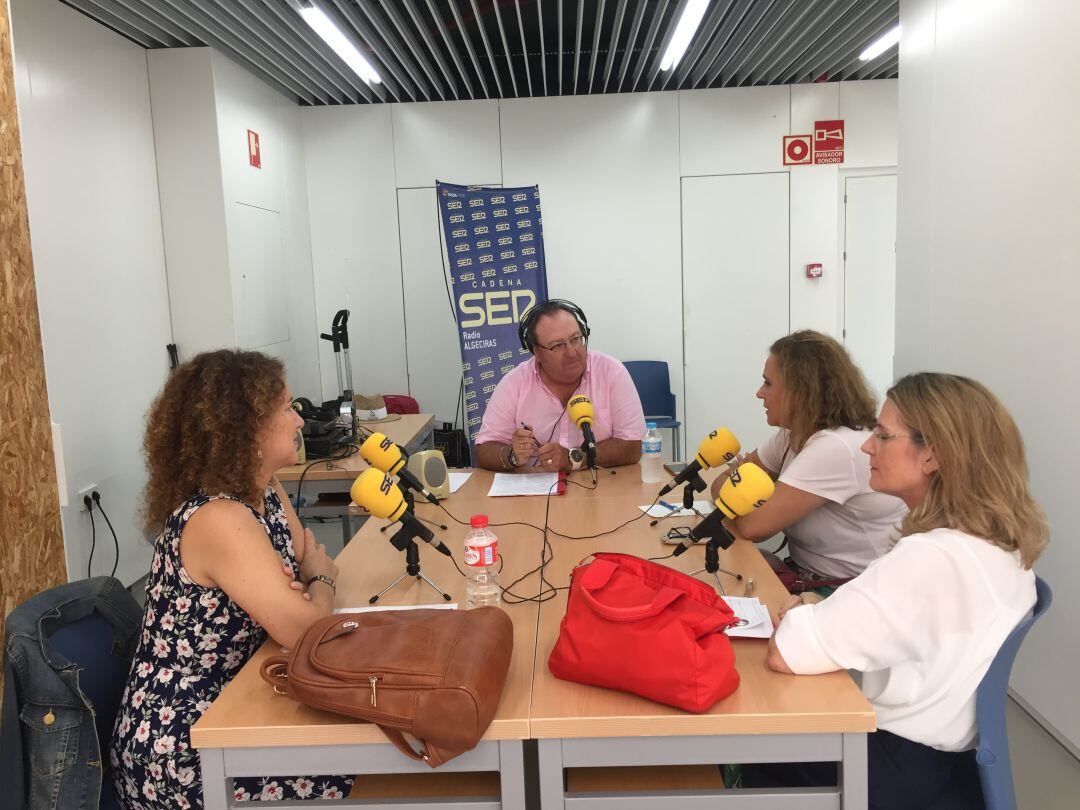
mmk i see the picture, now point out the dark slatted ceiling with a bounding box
[61,0,899,105]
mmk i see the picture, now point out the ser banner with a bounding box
[437,181,549,444]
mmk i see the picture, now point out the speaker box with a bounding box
[406,450,450,500]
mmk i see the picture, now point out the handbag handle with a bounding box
[259,656,291,696]
[379,727,431,763]
[578,582,684,621]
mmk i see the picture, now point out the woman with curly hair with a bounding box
[758,373,1048,807]
[109,349,352,807]
[712,330,907,590]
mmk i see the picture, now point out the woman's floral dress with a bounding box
[109,489,353,807]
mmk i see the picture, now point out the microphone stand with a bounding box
[686,523,743,596]
[650,474,706,527]
[368,485,452,604]
[378,483,446,531]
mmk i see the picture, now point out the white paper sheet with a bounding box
[334,603,458,614]
[722,596,775,639]
[448,472,472,494]
[486,472,561,497]
[639,501,713,518]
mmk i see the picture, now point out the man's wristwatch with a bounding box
[569,447,585,471]
[507,447,519,469]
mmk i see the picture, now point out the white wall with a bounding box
[11,0,173,584]
[302,80,898,448]
[148,48,320,398]
[897,0,1080,751]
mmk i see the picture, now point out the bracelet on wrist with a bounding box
[307,574,336,594]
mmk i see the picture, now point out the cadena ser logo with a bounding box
[469,198,483,207]
[524,260,538,270]
[465,389,476,400]
[471,211,487,220]
[496,222,511,231]
[498,350,513,360]
[501,364,515,373]
[480,370,495,380]
[479,254,494,264]
[493,208,508,218]
[500,250,516,259]
[451,228,467,238]
[519,232,533,241]
[503,264,519,274]
[477,356,492,366]
[461,361,471,371]
[457,289,536,327]
[521,246,536,256]
[491,195,505,204]
[476,239,491,248]
[498,236,513,245]
[459,272,475,281]
[468,415,482,427]
[483,383,497,394]
[446,200,462,210]
[730,469,742,484]
[514,205,529,214]
[753,499,767,508]
[456,258,472,268]
[450,214,465,223]
[454,243,469,253]
[466,401,479,412]
[517,219,532,228]
[481,268,497,278]
[512,192,527,202]
[473,225,489,234]
[463,376,474,384]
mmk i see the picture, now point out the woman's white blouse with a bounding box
[775,528,1036,751]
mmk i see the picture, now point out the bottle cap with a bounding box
[470,514,489,528]
[646,421,657,429]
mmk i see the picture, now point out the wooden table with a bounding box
[191,488,543,810]
[529,466,875,809]
[277,413,436,542]
[192,465,874,809]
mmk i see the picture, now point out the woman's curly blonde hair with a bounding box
[142,349,286,536]
[770,330,878,453]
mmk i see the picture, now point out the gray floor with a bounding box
[1009,699,1080,809]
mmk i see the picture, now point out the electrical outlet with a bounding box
[78,485,97,511]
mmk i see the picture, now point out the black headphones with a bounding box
[517,299,591,353]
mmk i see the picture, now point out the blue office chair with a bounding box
[624,360,682,461]
[974,575,1053,810]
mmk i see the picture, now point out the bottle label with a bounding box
[464,539,498,566]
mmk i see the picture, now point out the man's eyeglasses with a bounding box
[536,334,587,354]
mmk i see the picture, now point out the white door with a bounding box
[397,188,465,425]
[843,175,897,404]
[682,174,790,456]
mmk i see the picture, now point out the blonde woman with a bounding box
[757,373,1048,807]
[713,331,907,588]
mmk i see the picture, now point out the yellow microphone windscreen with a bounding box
[568,395,595,427]
[695,428,741,469]
[350,468,406,522]
[360,432,406,475]
[714,462,775,520]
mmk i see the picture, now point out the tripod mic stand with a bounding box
[650,475,706,527]
[689,535,743,596]
[368,486,452,604]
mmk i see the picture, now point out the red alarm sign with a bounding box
[806,263,823,279]
[813,120,845,164]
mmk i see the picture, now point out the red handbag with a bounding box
[548,552,741,713]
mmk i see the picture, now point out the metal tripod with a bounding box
[689,535,742,596]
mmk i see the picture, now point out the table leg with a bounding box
[841,732,868,810]
[199,747,229,810]
[537,739,565,810]
[499,739,526,810]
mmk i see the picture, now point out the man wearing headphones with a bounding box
[474,300,646,472]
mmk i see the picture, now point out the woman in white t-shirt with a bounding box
[752,372,1049,808]
[712,330,907,585]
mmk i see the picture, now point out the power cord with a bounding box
[84,495,97,579]
[90,491,120,578]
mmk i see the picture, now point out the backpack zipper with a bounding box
[369,676,378,707]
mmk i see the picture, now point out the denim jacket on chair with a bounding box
[1,576,142,810]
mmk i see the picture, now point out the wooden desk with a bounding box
[191,490,544,810]
[193,465,874,809]
[277,413,436,542]
[528,467,875,809]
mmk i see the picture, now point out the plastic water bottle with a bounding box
[464,515,501,609]
[641,422,663,484]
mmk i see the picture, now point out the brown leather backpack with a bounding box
[260,607,513,767]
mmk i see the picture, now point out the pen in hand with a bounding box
[520,422,541,448]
